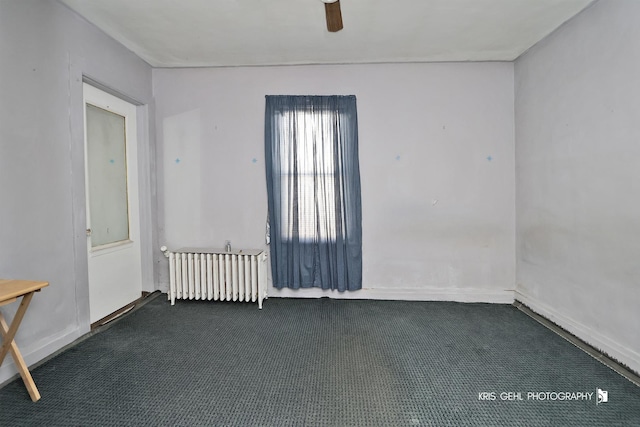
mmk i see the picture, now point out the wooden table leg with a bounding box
[0,292,33,364]
[0,292,41,402]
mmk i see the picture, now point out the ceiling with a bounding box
[59,0,595,68]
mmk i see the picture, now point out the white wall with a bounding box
[515,0,640,373]
[0,0,155,384]
[154,62,515,302]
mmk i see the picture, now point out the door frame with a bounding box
[64,61,156,344]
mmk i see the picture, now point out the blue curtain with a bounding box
[265,95,362,291]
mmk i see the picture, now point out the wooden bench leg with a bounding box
[0,293,41,402]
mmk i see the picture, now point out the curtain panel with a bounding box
[264,95,362,291]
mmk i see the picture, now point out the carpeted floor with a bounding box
[0,295,639,426]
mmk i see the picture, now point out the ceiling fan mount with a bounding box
[321,0,343,32]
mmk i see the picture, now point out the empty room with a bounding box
[1,0,639,425]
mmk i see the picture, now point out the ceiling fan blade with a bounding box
[325,0,343,32]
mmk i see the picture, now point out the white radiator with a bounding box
[162,247,268,309]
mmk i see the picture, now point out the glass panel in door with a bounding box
[85,104,130,248]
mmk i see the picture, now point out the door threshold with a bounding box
[90,291,151,330]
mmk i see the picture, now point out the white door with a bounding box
[83,83,142,324]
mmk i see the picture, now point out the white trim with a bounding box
[0,326,85,385]
[270,287,515,304]
[515,290,640,374]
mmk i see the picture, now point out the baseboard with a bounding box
[0,325,85,387]
[269,287,515,304]
[515,290,640,375]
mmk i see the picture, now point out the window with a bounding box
[278,109,337,241]
[265,95,362,291]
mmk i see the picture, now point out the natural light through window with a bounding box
[279,110,338,242]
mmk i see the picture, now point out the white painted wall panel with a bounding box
[515,0,640,373]
[0,0,154,385]
[154,62,515,302]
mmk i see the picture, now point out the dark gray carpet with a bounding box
[0,295,639,426]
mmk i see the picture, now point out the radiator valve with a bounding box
[160,246,170,258]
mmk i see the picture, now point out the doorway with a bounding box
[83,83,143,324]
